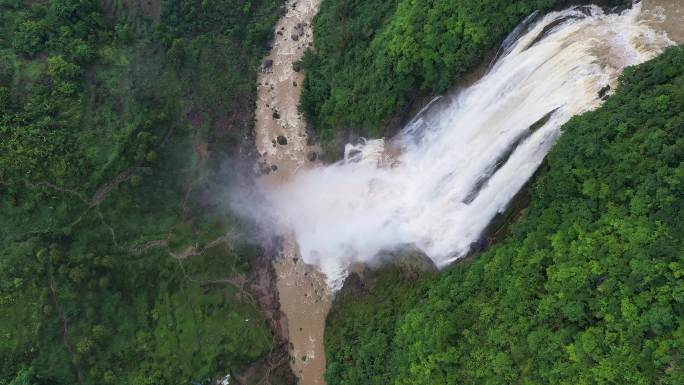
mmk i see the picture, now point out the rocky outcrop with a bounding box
[235,247,296,384]
[373,245,438,275]
[250,247,289,341]
[234,346,297,385]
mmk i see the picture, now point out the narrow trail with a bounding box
[253,1,330,384]
[48,280,85,385]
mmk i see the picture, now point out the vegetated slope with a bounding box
[0,0,284,383]
[299,0,628,146]
[325,46,684,385]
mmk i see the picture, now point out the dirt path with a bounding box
[254,1,331,384]
[49,280,85,385]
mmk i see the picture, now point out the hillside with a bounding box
[0,0,288,383]
[299,0,628,149]
[2,1,682,384]
[325,46,684,385]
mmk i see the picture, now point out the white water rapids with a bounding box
[243,3,674,289]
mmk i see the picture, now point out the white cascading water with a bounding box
[256,3,674,289]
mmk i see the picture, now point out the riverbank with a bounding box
[253,1,330,384]
[251,1,684,383]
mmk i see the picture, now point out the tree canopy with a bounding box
[300,0,628,148]
[0,0,284,383]
[325,45,684,385]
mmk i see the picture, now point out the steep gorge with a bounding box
[248,1,684,384]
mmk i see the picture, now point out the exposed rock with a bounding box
[598,84,611,99]
[258,162,272,175]
[260,59,273,73]
[233,346,295,385]
[233,246,298,385]
[277,135,288,145]
[253,0,327,382]
[291,22,305,41]
[575,4,594,15]
[524,14,581,51]
[307,151,317,162]
[250,248,289,340]
[331,247,437,315]
[374,245,438,275]
[336,272,367,300]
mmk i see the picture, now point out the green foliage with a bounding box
[326,267,433,385]
[157,0,281,54]
[300,0,627,144]
[0,0,283,383]
[325,46,684,385]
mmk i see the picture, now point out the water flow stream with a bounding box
[258,3,675,289]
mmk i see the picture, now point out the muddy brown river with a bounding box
[641,0,684,43]
[252,1,683,384]
[254,1,330,384]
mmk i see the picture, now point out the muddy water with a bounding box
[641,0,684,43]
[251,1,682,384]
[253,0,331,384]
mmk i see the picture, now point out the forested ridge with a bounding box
[325,46,684,385]
[2,0,683,384]
[299,0,628,149]
[0,0,287,383]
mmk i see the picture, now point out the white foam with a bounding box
[251,4,673,289]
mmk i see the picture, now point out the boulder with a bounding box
[276,135,288,145]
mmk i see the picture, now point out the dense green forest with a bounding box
[299,0,627,148]
[325,46,684,385]
[0,0,286,383]
[3,0,682,384]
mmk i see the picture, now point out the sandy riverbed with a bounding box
[253,1,330,384]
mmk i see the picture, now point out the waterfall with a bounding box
[254,3,673,289]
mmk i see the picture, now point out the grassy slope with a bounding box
[0,0,284,383]
[325,46,684,385]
